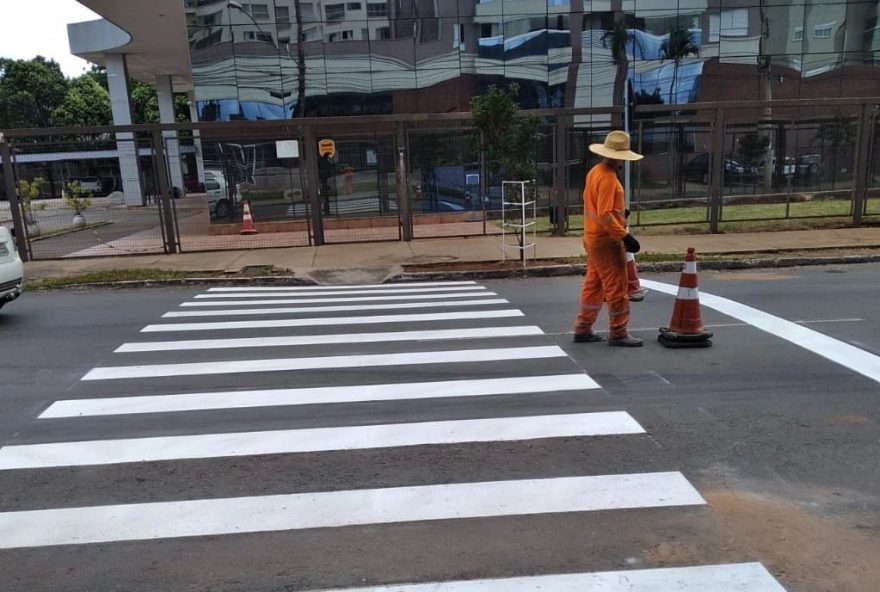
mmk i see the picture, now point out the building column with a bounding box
[156,74,186,195]
[105,53,144,206]
[188,93,206,184]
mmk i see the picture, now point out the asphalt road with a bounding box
[0,265,878,592]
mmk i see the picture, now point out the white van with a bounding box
[204,170,241,218]
[0,225,23,309]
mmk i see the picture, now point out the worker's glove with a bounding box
[622,233,641,253]
[625,208,631,219]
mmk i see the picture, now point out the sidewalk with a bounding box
[22,226,880,285]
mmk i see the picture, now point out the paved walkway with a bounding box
[21,226,880,284]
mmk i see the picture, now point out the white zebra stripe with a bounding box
[0,412,644,469]
[314,563,787,591]
[115,326,544,353]
[41,374,600,418]
[141,309,524,332]
[0,473,704,549]
[82,346,566,380]
[162,299,508,318]
[195,286,487,298]
[181,292,496,306]
[206,281,477,292]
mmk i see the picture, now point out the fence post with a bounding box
[708,107,726,233]
[851,102,874,226]
[302,126,324,246]
[396,124,413,241]
[552,114,569,236]
[151,130,178,254]
[0,135,28,261]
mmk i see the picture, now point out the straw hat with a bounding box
[589,130,643,161]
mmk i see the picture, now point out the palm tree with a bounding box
[293,0,306,117]
[660,27,699,197]
[602,15,631,129]
[660,26,699,105]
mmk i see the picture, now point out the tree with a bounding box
[737,132,770,168]
[51,75,112,127]
[813,116,856,181]
[0,57,67,128]
[469,83,540,181]
[602,8,633,129]
[83,66,190,124]
[660,26,699,105]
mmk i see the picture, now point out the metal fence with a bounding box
[1,97,878,261]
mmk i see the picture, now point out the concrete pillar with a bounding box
[105,53,144,206]
[189,93,206,184]
[156,75,185,195]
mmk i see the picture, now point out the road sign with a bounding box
[318,139,336,158]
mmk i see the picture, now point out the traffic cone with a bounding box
[626,252,648,302]
[240,200,258,235]
[658,247,713,348]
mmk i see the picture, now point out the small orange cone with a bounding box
[626,252,648,302]
[658,247,713,348]
[240,200,258,235]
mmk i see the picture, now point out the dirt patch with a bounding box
[702,489,880,592]
[403,258,580,273]
[827,414,873,426]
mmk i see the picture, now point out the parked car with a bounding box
[796,154,822,178]
[755,156,797,180]
[0,225,23,310]
[204,170,241,219]
[66,176,104,197]
[683,153,748,185]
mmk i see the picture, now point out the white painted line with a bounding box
[0,412,644,469]
[141,309,524,333]
[0,472,704,549]
[82,346,566,381]
[641,279,880,386]
[315,563,787,591]
[41,374,600,418]
[207,281,477,292]
[116,326,545,353]
[162,299,509,318]
[182,292,496,306]
[195,286,487,298]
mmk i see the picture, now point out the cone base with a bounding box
[658,327,713,348]
[240,229,258,235]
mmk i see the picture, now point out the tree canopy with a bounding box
[0,58,190,129]
[0,56,67,128]
[469,83,540,181]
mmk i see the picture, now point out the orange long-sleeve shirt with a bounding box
[583,162,628,241]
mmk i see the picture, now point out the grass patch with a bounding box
[539,196,871,235]
[26,268,193,290]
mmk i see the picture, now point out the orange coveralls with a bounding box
[574,162,631,339]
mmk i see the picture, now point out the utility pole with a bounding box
[759,7,774,193]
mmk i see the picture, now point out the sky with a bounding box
[0,1,101,77]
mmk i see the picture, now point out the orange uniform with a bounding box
[574,161,631,339]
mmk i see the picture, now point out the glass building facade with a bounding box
[184,0,880,121]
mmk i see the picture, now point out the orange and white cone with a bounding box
[626,252,648,302]
[658,247,712,348]
[240,200,258,235]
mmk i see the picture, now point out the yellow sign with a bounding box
[318,138,336,158]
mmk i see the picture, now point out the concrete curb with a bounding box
[23,253,880,290]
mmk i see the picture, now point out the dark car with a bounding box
[683,153,748,185]
[796,154,822,178]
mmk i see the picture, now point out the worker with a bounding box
[573,130,644,347]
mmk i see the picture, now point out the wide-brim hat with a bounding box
[589,130,644,161]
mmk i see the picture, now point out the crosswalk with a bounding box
[0,280,787,590]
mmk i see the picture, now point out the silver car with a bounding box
[0,225,23,309]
